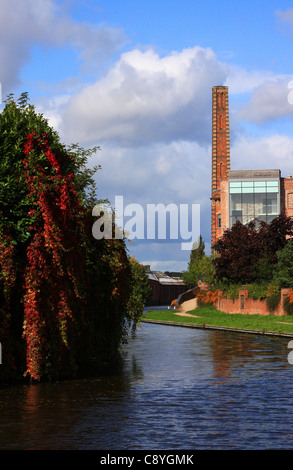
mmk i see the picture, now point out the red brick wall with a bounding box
[282,177,293,219]
[213,289,291,316]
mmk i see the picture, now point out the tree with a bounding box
[274,239,293,288]
[0,94,141,382]
[182,235,215,288]
[212,214,293,285]
[126,257,152,333]
[189,235,205,264]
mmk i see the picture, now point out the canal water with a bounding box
[0,321,293,450]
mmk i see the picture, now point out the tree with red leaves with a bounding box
[212,214,293,285]
[0,94,140,382]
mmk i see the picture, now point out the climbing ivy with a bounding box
[0,94,143,382]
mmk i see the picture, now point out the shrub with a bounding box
[0,94,143,382]
[284,296,293,315]
[212,215,293,285]
[247,283,271,300]
[197,289,222,305]
[266,291,281,313]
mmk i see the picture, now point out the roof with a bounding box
[147,271,185,285]
[229,169,281,180]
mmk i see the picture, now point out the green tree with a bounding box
[254,254,276,283]
[182,236,215,288]
[189,235,205,264]
[126,257,151,332]
[274,239,293,288]
[0,94,139,382]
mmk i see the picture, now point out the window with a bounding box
[240,295,245,309]
[218,214,221,228]
[229,180,280,227]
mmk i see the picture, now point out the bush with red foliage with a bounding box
[0,95,138,382]
[212,214,293,285]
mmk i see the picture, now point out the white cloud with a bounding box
[235,79,293,124]
[275,8,293,37]
[36,94,72,131]
[0,0,126,93]
[87,139,211,270]
[61,46,228,146]
[225,65,278,95]
[231,133,293,175]
[91,140,211,208]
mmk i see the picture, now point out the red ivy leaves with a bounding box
[1,130,133,381]
[22,132,86,380]
[0,224,16,297]
[287,290,293,304]
[197,289,222,304]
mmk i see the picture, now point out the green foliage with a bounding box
[213,215,293,285]
[246,283,271,300]
[0,93,99,246]
[65,143,101,208]
[274,239,293,288]
[283,296,293,315]
[182,235,215,288]
[0,94,143,382]
[266,290,281,313]
[254,254,276,283]
[126,257,152,331]
[218,282,241,300]
[215,280,281,303]
[189,235,205,264]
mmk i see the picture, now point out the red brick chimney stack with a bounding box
[211,86,230,247]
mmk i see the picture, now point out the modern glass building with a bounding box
[229,170,281,227]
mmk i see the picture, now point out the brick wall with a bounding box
[213,288,292,316]
[282,177,293,219]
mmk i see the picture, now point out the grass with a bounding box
[143,305,293,336]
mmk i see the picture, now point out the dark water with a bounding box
[0,322,293,450]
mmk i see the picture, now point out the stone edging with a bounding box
[141,318,293,338]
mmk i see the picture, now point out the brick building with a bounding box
[211,86,293,247]
[144,267,186,306]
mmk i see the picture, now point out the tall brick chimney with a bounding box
[211,86,230,248]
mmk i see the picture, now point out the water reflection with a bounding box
[0,322,293,450]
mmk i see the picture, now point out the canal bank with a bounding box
[142,305,293,338]
[141,318,293,338]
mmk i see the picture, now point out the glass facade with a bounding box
[229,180,280,227]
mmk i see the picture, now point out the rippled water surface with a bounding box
[1,322,293,450]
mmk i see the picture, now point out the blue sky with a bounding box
[1,0,293,272]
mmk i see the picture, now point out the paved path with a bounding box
[177,298,198,314]
[173,311,199,318]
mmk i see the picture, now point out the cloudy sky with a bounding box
[1,0,293,272]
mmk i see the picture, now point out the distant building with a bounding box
[211,86,293,246]
[144,266,186,306]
